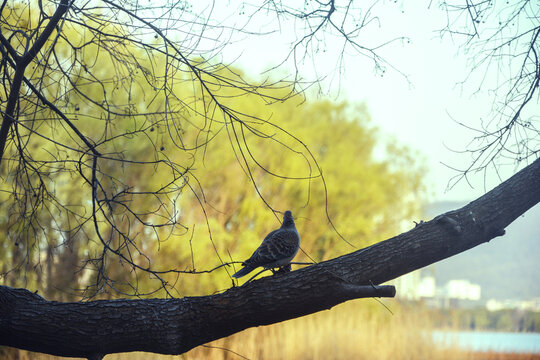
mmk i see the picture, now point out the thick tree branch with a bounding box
[1,158,539,358]
[0,282,394,359]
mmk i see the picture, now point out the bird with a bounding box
[232,210,300,278]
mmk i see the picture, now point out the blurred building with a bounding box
[443,279,481,300]
[393,271,482,308]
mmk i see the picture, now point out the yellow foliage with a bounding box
[1,5,425,299]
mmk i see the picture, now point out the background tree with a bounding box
[0,0,426,298]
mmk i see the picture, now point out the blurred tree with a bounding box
[0,0,425,299]
[154,99,424,295]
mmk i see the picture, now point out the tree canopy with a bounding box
[0,1,424,299]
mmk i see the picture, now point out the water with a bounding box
[432,330,540,353]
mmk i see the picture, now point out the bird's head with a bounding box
[282,210,295,227]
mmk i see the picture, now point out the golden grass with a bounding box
[4,300,538,360]
[180,300,438,360]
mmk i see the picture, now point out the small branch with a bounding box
[0,0,71,164]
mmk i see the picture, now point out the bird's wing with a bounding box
[244,229,298,267]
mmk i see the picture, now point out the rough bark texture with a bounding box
[0,283,394,358]
[1,158,539,358]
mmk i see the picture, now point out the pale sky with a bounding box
[191,1,539,203]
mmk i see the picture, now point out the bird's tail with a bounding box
[232,265,256,278]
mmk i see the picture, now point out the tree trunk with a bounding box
[1,158,539,358]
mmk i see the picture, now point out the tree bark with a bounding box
[0,283,394,359]
[1,157,539,358]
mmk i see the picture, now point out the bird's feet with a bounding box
[272,264,292,275]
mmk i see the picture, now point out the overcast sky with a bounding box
[191,1,539,203]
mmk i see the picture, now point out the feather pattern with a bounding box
[232,210,300,278]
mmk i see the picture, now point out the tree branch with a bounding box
[0,0,70,164]
[1,157,539,358]
[0,282,394,358]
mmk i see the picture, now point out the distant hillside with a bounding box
[422,201,540,301]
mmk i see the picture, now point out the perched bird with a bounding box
[232,210,300,278]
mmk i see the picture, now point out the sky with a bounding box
[190,1,539,203]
